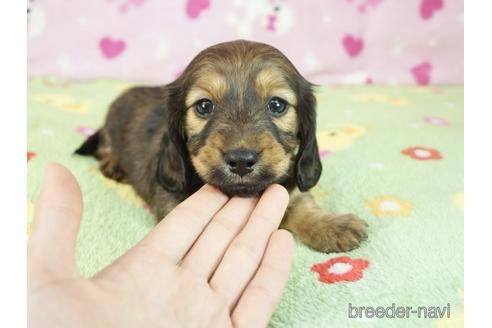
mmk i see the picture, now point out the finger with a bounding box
[28,163,83,278]
[209,184,289,308]
[232,230,293,328]
[181,196,258,278]
[136,185,229,263]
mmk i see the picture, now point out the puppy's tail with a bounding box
[74,130,101,157]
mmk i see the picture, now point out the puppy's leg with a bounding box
[99,152,126,182]
[96,131,126,182]
[281,190,367,253]
[152,189,182,222]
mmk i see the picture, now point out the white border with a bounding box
[5,1,486,326]
[464,1,492,326]
[0,1,27,326]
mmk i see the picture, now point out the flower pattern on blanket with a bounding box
[311,256,369,284]
[75,126,97,137]
[367,196,413,218]
[33,94,91,114]
[424,116,450,127]
[351,93,409,106]
[453,192,464,210]
[317,124,366,157]
[401,146,442,160]
[27,80,463,327]
[27,151,37,162]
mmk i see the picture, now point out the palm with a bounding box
[28,164,293,328]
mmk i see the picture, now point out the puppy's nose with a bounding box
[224,149,258,177]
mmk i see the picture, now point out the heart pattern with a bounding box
[28,1,462,86]
[342,35,364,57]
[420,0,443,20]
[411,62,432,85]
[99,37,126,59]
[186,0,210,19]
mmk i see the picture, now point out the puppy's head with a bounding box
[160,40,321,197]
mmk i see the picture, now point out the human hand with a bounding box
[28,163,293,328]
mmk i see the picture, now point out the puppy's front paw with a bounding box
[301,213,368,253]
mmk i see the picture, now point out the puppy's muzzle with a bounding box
[224,149,258,177]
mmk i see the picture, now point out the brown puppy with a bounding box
[76,40,367,253]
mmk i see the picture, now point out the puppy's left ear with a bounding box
[295,84,322,191]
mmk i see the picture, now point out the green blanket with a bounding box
[27,79,464,327]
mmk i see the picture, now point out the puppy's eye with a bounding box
[195,99,215,117]
[267,97,288,116]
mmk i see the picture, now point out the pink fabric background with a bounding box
[27,0,463,85]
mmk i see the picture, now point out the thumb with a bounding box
[28,163,83,280]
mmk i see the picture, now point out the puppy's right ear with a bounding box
[156,131,187,193]
[156,79,190,193]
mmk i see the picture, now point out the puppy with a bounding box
[76,40,367,253]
